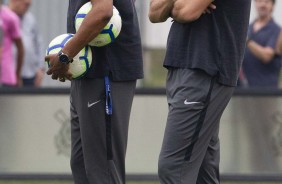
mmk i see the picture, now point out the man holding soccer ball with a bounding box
[45,0,143,183]
[149,0,251,183]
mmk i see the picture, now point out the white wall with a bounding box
[28,0,282,86]
[28,0,282,50]
[1,94,282,174]
[143,0,282,48]
[30,0,70,87]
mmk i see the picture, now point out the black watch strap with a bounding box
[58,50,73,64]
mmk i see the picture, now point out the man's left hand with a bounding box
[45,54,72,82]
[203,3,216,14]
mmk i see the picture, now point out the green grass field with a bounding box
[0,181,282,184]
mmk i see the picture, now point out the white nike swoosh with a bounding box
[87,100,101,108]
[184,100,201,105]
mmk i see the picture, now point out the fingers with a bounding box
[52,74,59,80]
[59,78,66,82]
[203,3,216,14]
[50,72,72,82]
[48,70,71,82]
[45,55,51,62]
[209,3,216,10]
[52,74,64,82]
[205,9,211,14]
[65,72,73,81]
[203,9,211,14]
[45,54,57,61]
[46,68,53,75]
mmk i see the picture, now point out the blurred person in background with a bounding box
[9,0,44,87]
[240,0,281,88]
[0,0,3,79]
[0,0,23,87]
[277,30,282,55]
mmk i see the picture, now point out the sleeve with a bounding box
[265,27,280,49]
[9,13,22,40]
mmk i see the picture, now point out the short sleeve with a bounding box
[265,27,280,49]
[8,13,22,40]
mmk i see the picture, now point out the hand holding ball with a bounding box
[46,34,92,79]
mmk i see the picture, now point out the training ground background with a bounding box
[1,0,282,183]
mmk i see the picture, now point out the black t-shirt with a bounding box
[67,0,143,81]
[164,0,251,86]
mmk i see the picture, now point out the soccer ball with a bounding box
[75,2,122,47]
[46,33,92,79]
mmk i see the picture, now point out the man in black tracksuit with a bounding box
[149,0,251,183]
[45,0,143,183]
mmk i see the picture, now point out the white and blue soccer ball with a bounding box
[46,33,92,79]
[75,2,122,47]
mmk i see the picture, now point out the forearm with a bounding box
[63,0,112,58]
[248,40,275,64]
[15,40,24,78]
[35,68,45,87]
[16,55,24,79]
[172,0,213,23]
[0,54,1,64]
[277,31,282,55]
[149,0,174,23]
[279,42,282,55]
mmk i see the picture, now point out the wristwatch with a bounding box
[58,50,73,64]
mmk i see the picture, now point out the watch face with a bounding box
[59,54,69,63]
